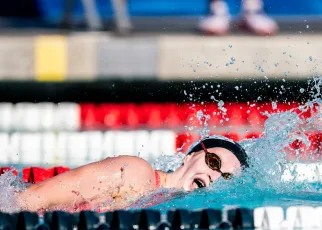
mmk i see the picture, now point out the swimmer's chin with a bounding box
[186,182,198,192]
[178,181,197,192]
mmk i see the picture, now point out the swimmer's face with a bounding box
[178,147,241,191]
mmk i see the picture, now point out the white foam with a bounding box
[0,171,25,213]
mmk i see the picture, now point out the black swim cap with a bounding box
[186,136,249,168]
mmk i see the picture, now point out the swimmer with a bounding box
[17,136,248,212]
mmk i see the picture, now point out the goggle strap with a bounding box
[200,142,207,152]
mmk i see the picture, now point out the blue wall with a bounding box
[37,0,322,23]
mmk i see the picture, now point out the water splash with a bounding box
[153,153,185,173]
[0,170,25,213]
[148,76,322,210]
[196,110,211,138]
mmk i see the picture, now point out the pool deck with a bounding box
[0,32,320,81]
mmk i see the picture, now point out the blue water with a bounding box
[150,185,322,211]
[141,77,322,211]
[2,78,322,212]
[132,163,322,210]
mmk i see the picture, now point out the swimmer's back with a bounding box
[18,155,158,212]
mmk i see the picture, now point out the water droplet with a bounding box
[220,107,227,113]
[300,88,305,93]
[272,101,277,110]
[218,100,224,107]
[184,90,187,95]
[228,44,232,48]
[284,72,288,76]
[264,76,268,80]
[306,25,309,29]
[235,86,239,90]
[231,57,236,62]
[309,56,313,61]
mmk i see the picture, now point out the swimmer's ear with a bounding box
[183,154,192,165]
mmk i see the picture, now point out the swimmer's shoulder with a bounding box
[101,156,156,187]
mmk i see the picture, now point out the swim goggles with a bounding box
[200,141,233,180]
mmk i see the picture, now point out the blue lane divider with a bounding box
[1,207,321,229]
[0,209,250,230]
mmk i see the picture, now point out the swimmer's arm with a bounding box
[18,156,156,211]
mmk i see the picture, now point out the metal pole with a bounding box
[81,0,103,30]
[111,0,132,34]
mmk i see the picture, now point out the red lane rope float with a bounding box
[79,102,309,129]
[22,167,54,183]
[23,167,70,183]
[0,167,70,184]
[0,167,18,176]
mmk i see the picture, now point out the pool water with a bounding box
[1,77,322,213]
[146,179,322,211]
[144,77,322,211]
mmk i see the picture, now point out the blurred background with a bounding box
[0,0,322,181]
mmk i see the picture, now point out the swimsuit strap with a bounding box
[154,171,161,188]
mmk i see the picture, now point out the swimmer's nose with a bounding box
[209,170,221,182]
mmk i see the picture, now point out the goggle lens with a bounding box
[201,141,233,181]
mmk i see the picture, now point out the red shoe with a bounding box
[198,1,230,35]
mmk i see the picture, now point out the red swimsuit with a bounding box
[154,171,161,188]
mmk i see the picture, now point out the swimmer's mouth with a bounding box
[194,178,206,188]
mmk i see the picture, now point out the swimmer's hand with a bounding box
[17,156,157,212]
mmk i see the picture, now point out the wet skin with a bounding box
[17,147,241,212]
[158,147,241,191]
